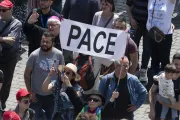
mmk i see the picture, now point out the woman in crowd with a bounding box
[92,0,118,28]
[42,63,83,120]
[146,0,176,72]
[92,0,119,75]
[76,90,105,120]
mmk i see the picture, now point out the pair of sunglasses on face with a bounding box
[88,98,101,102]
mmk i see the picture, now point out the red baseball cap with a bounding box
[0,0,13,8]
[16,88,30,100]
[3,111,21,120]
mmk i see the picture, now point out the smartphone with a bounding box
[33,8,37,13]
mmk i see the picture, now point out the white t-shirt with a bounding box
[158,73,175,98]
[73,53,113,94]
[146,0,176,34]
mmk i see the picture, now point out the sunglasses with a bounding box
[22,100,30,104]
[88,98,101,102]
[64,71,71,75]
[0,9,10,13]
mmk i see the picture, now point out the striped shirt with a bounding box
[126,0,148,23]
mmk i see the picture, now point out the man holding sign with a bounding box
[99,56,147,120]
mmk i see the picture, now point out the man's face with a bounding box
[18,97,30,110]
[115,58,130,77]
[172,59,180,79]
[40,35,53,52]
[113,21,126,31]
[47,21,60,36]
[0,6,11,20]
[39,0,52,9]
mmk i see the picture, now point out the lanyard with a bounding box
[40,14,49,28]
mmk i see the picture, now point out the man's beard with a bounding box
[41,45,52,52]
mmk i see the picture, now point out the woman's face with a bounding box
[101,0,113,12]
[64,68,75,81]
[88,95,102,110]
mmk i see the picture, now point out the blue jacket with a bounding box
[99,72,147,109]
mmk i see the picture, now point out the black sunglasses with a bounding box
[22,100,30,104]
[88,98,100,102]
[0,9,10,13]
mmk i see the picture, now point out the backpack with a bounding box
[74,56,99,91]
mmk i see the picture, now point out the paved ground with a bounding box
[4,0,180,120]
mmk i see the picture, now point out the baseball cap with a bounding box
[16,88,30,100]
[3,111,21,120]
[0,0,13,8]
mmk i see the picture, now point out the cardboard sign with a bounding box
[60,19,127,60]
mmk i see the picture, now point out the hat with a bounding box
[58,63,81,81]
[48,16,61,25]
[3,111,21,120]
[87,90,105,106]
[0,0,13,8]
[16,88,30,100]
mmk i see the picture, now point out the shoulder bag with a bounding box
[148,0,170,43]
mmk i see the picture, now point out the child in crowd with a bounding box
[14,88,35,120]
[153,63,178,120]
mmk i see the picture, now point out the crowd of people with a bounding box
[0,0,179,120]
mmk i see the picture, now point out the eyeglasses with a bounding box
[0,9,10,13]
[22,100,30,104]
[88,98,101,102]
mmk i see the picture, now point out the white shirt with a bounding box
[158,73,175,98]
[146,0,176,34]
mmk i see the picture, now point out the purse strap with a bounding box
[104,14,114,28]
[0,18,14,35]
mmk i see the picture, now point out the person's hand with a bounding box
[127,104,137,112]
[31,92,38,102]
[130,17,138,30]
[2,37,15,45]
[110,91,119,102]
[148,109,155,120]
[153,75,158,81]
[170,98,176,105]
[48,67,57,76]
[28,12,39,24]
[61,74,72,87]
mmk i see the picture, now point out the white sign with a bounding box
[60,19,127,60]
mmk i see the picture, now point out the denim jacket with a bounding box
[99,72,147,109]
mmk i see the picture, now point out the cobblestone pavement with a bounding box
[5,0,180,120]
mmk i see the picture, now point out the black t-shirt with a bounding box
[153,73,180,120]
[102,75,132,119]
